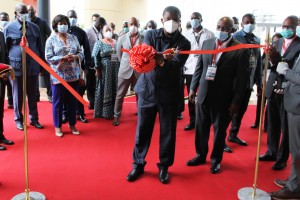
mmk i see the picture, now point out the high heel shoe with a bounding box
[69,125,80,135]
[55,128,63,137]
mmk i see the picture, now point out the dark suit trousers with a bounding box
[132,103,177,170]
[286,113,300,192]
[266,96,289,162]
[76,84,86,115]
[86,68,96,105]
[195,103,230,164]
[254,94,268,130]
[42,69,52,97]
[184,75,195,125]
[52,81,78,128]
[5,80,13,105]
[178,73,185,113]
[10,75,39,123]
[229,89,252,136]
[0,80,5,138]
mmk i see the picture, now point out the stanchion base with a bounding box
[238,187,271,200]
[11,192,46,200]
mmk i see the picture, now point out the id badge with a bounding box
[111,53,118,62]
[205,65,217,81]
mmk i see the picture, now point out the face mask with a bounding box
[69,18,77,27]
[243,24,255,33]
[215,31,229,41]
[281,28,294,39]
[190,19,201,29]
[123,27,129,33]
[0,21,9,28]
[104,31,113,39]
[129,25,138,34]
[57,24,68,34]
[163,20,179,34]
[233,24,239,30]
[18,13,29,22]
[296,26,300,37]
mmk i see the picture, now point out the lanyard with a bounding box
[93,27,100,40]
[193,32,202,46]
[130,35,138,47]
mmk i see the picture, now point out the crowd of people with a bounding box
[1,2,300,199]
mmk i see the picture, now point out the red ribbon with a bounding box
[21,37,88,105]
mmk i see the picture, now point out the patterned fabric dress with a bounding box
[92,40,119,118]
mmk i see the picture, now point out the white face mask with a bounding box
[163,20,179,34]
[129,25,138,34]
[0,21,9,29]
[243,24,255,34]
[69,18,77,27]
[104,31,113,39]
[233,24,239,30]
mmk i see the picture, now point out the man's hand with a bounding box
[228,104,240,116]
[276,62,289,75]
[163,53,174,61]
[155,54,164,66]
[189,90,196,103]
[95,68,101,78]
[256,85,262,96]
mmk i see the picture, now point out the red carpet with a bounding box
[0,97,290,200]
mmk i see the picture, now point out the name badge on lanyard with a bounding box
[205,64,217,81]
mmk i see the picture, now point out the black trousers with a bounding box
[254,93,268,130]
[42,69,52,97]
[86,68,96,105]
[132,103,177,170]
[229,89,252,136]
[178,74,185,114]
[195,102,231,164]
[0,80,5,138]
[184,75,196,125]
[5,80,13,105]
[266,96,289,162]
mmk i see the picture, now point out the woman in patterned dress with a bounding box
[45,14,84,137]
[92,25,119,119]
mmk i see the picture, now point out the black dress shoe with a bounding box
[30,121,44,129]
[0,138,14,145]
[250,124,258,128]
[126,168,144,182]
[159,169,169,184]
[210,163,221,174]
[274,179,288,188]
[186,155,206,166]
[184,123,195,131]
[228,135,248,146]
[272,161,287,170]
[112,116,120,126]
[177,113,183,120]
[0,145,6,151]
[259,154,277,161]
[16,122,24,131]
[48,96,52,103]
[224,143,232,153]
[62,116,68,124]
[7,104,13,109]
[88,103,94,110]
[78,115,88,123]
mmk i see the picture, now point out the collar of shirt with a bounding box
[16,20,29,30]
[284,36,296,48]
[156,28,180,40]
[192,29,203,36]
[215,36,233,49]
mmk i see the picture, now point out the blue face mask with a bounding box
[215,31,229,41]
[191,19,201,29]
[123,27,129,33]
[243,24,255,34]
[281,28,294,39]
[57,25,68,34]
[69,18,77,27]
[18,13,30,22]
[296,26,300,37]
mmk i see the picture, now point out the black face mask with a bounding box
[28,11,35,18]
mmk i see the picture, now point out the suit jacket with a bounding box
[116,32,143,79]
[284,56,300,114]
[190,37,250,110]
[134,29,191,106]
[0,31,8,64]
[265,37,300,99]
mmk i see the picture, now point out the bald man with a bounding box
[186,17,250,174]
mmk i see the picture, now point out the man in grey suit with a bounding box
[259,16,300,171]
[113,17,142,126]
[186,16,250,174]
[269,54,300,199]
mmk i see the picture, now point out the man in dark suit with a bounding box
[126,6,190,184]
[259,16,300,171]
[186,17,250,174]
[269,51,300,200]
[4,3,44,130]
[0,31,14,151]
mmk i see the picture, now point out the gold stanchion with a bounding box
[237,28,271,200]
[11,16,46,200]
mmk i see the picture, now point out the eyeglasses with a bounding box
[216,25,232,32]
[282,25,295,29]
